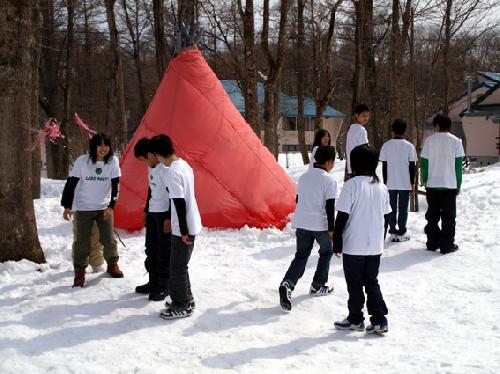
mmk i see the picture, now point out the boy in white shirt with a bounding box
[333,145,391,334]
[134,138,171,301]
[345,104,370,181]
[150,134,202,319]
[421,114,465,254]
[279,146,339,312]
[379,119,417,242]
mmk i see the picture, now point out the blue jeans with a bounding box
[388,190,410,235]
[283,229,333,288]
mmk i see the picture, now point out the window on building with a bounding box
[305,117,321,131]
[283,117,297,131]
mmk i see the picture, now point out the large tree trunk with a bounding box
[122,0,147,116]
[261,0,291,157]
[153,0,169,81]
[104,0,128,151]
[0,0,46,263]
[297,0,308,164]
[442,0,452,115]
[388,0,402,138]
[178,0,197,26]
[40,0,69,179]
[239,0,261,137]
[312,1,343,133]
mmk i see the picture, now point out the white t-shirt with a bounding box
[291,167,339,231]
[162,158,202,236]
[346,124,369,174]
[308,146,318,170]
[421,132,465,189]
[379,138,417,190]
[336,176,392,256]
[70,154,121,211]
[148,164,170,213]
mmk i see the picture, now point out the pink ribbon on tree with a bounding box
[27,118,65,151]
[74,112,96,138]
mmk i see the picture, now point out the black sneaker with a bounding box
[279,280,292,312]
[135,282,154,294]
[441,244,459,254]
[160,305,193,320]
[366,321,389,335]
[165,298,196,310]
[149,288,169,301]
[309,284,333,297]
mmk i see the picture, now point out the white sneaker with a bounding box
[395,234,410,242]
[388,234,398,242]
[91,265,104,273]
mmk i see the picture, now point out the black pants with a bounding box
[424,189,457,250]
[169,235,195,307]
[145,212,171,287]
[343,254,388,325]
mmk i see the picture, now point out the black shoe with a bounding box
[279,280,292,312]
[441,244,459,254]
[165,298,196,310]
[135,282,154,294]
[149,288,169,301]
[160,305,193,320]
[426,244,439,252]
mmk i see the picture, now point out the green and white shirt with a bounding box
[70,154,121,211]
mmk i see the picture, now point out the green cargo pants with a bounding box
[73,210,118,270]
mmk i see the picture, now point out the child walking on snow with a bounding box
[333,145,391,334]
[279,145,339,312]
[379,119,417,242]
[345,104,370,181]
[134,137,172,301]
[421,114,464,254]
[150,134,202,319]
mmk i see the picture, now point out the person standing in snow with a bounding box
[150,134,202,320]
[345,104,370,181]
[61,133,123,287]
[308,129,331,170]
[333,144,391,334]
[279,145,339,312]
[133,137,171,302]
[421,114,465,254]
[379,119,417,242]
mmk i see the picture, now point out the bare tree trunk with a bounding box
[442,0,452,115]
[122,0,147,116]
[153,0,169,81]
[312,0,343,132]
[409,6,419,212]
[351,0,365,112]
[63,0,78,163]
[0,0,45,263]
[238,0,261,137]
[388,0,402,138]
[178,0,197,26]
[104,0,128,151]
[297,0,308,164]
[364,0,379,148]
[40,0,69,179]
[261,0,291,157]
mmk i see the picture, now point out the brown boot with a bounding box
[107,263,124,278]
[73,268,86,287]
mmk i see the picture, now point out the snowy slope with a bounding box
[1,157,500,374]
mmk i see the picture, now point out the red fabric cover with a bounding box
[114,48,296,231]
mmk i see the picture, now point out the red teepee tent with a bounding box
[114,48,296,231]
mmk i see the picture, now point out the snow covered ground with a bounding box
[1,155,500,374]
